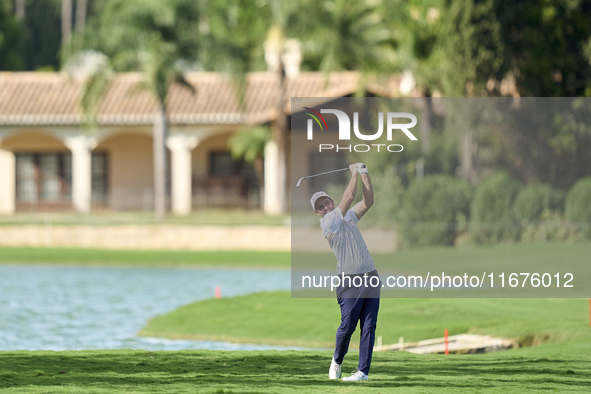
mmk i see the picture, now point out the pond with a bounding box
[0,265,291,351]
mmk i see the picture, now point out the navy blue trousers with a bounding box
[333,295,380,375]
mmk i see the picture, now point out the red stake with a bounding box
[215,286,222,299]
[444,329,449,355]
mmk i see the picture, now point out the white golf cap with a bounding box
[310,191,331,211]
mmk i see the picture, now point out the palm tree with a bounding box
[382,0,446,154]
[15,0,25,20]
[229,126,271,207]
[263,24,290,215]
[263,0,395,213]
[61,0,72,45]
[63,0,201,218]
[296,0,396,75]
[75,0,87,34]
[203,0,395,214]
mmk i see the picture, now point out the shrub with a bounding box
[470,172,521,244]
[520,209,582,243]
[513,184,564,222]
[402,175,473,246]
[565,177,591,238]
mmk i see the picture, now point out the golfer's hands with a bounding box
[356,163,368,174]
[349,163,358,176]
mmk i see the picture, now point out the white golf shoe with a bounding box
[328,358,341,379]
[342,370,368,381]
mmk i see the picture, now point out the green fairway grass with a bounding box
[141,292,591,353]
[0,247,290,268]
[2,241,590,271]
[0,349,590,393]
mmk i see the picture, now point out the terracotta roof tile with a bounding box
[0,71,401,126]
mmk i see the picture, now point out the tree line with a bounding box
[3,0,591,95]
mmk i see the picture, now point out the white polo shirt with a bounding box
[320,208,376,275]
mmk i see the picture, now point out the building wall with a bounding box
[0,125,253,213]
[0,224,396,252]
[95,132,153,210]
[0,148,15,214]
[0,224,293,251]
[1,131,69,152]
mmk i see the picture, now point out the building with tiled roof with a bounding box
[0,71,406,215]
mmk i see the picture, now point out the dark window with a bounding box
[209,151,257,188]
[209,152,238,176]
[16,153,72,205]
[15,152,108,208]
[91,152,109,204]
[15,154,38,203]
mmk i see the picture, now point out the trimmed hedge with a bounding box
[513,184,563,222]
[471,172,520,244]
[402,175,472,246]
[565,177,591,237]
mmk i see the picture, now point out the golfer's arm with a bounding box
[337,173,358,216]
[353,173,374,219]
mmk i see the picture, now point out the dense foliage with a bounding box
[0,0,24,70]
[470,172,520,244]
[565,177,591,237]
[513,184,563,222]
[402,175,472,246]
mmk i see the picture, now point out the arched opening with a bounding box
[2,132,72,211]
[192,131,261,210]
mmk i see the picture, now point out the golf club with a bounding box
[296,167,350,187]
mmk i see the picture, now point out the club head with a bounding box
[296,178,304,188]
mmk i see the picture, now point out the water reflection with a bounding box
[0,265,291,351]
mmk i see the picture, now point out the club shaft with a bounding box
[303,167,350,180]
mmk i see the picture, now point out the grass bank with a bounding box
[141,292,591,352]
[0,247,290,268]
[3,241,589,269]
[1,349,590,393]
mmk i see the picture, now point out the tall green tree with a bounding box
[204,0,396,213]
[434,0,591,186]
[201,0,272,74]
[205,0,299,214]
[384,0,446,93]
[436,0,505,97]
[296,0,396,74]
[62,0,72,45]
[436,0,591,97]
[382,0,445,154]
[0,0,24,70]
[15,0,25,20]
[64,0,201,218]
[22,0,62,71]
[75,0,87,35]
[495,0,591,97]
[239,0,395,213]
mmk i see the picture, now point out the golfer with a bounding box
[310,162,380,382]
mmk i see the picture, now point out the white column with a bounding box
[0,148,15,214]
[264,140,285,214]
[64,136,96,213]
[166,135,198,215]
